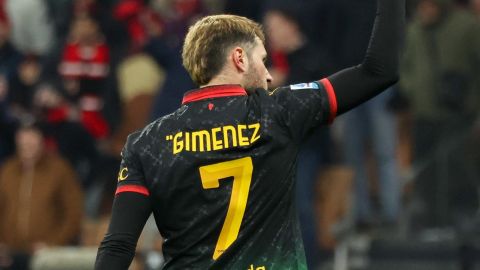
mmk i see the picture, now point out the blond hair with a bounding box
[182,15,265,86]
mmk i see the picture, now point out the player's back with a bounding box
[121,83,333,269]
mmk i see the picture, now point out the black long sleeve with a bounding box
[95,192,152,270]
[328,0,405,115]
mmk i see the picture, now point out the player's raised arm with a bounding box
[325,0,405,115]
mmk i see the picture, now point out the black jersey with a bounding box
[116,80,337,269]
[97,1,404,268]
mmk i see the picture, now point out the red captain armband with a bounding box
[115,185,150,196]
[320,78,338,124]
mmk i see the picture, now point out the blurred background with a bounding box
[0,0,479,269]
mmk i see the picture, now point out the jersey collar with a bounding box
[182,84,247,105]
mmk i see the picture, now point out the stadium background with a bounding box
[0,0,479,269]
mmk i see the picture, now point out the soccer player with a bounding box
[95,0,405,268]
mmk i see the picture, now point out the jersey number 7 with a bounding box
[199,157,253,260]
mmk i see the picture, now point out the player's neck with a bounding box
[202,71,243,89]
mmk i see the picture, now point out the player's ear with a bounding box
[231,47,248,73]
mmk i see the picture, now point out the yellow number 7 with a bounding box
[199,157,253,260]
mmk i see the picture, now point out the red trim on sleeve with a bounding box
[320,78,338,123]
[115,185,150,196]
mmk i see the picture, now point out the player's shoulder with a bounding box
[125,111,178,150]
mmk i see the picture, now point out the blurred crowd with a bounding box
[0,0,479,269]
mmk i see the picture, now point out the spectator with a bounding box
[42,0,127,84]
[59,15,110,140]
[32,82,100,188]
[343,87,401,230]
[59,16,109,94]
[264,5,335,269]
[31,81,119,219]
[9,56,42,120]
[4,0,54,57]
[400,0,480,227]
[0,122,84,269]
[263,6,335,87]
[113,0,164,52]
[336,0,402,230]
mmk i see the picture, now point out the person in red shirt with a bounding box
[59,15,110,139]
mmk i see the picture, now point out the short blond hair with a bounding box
[182,15,265,86]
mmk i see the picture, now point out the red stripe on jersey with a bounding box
[320,78,338,123]
[115,185,150,196]
[182,85,247,104]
